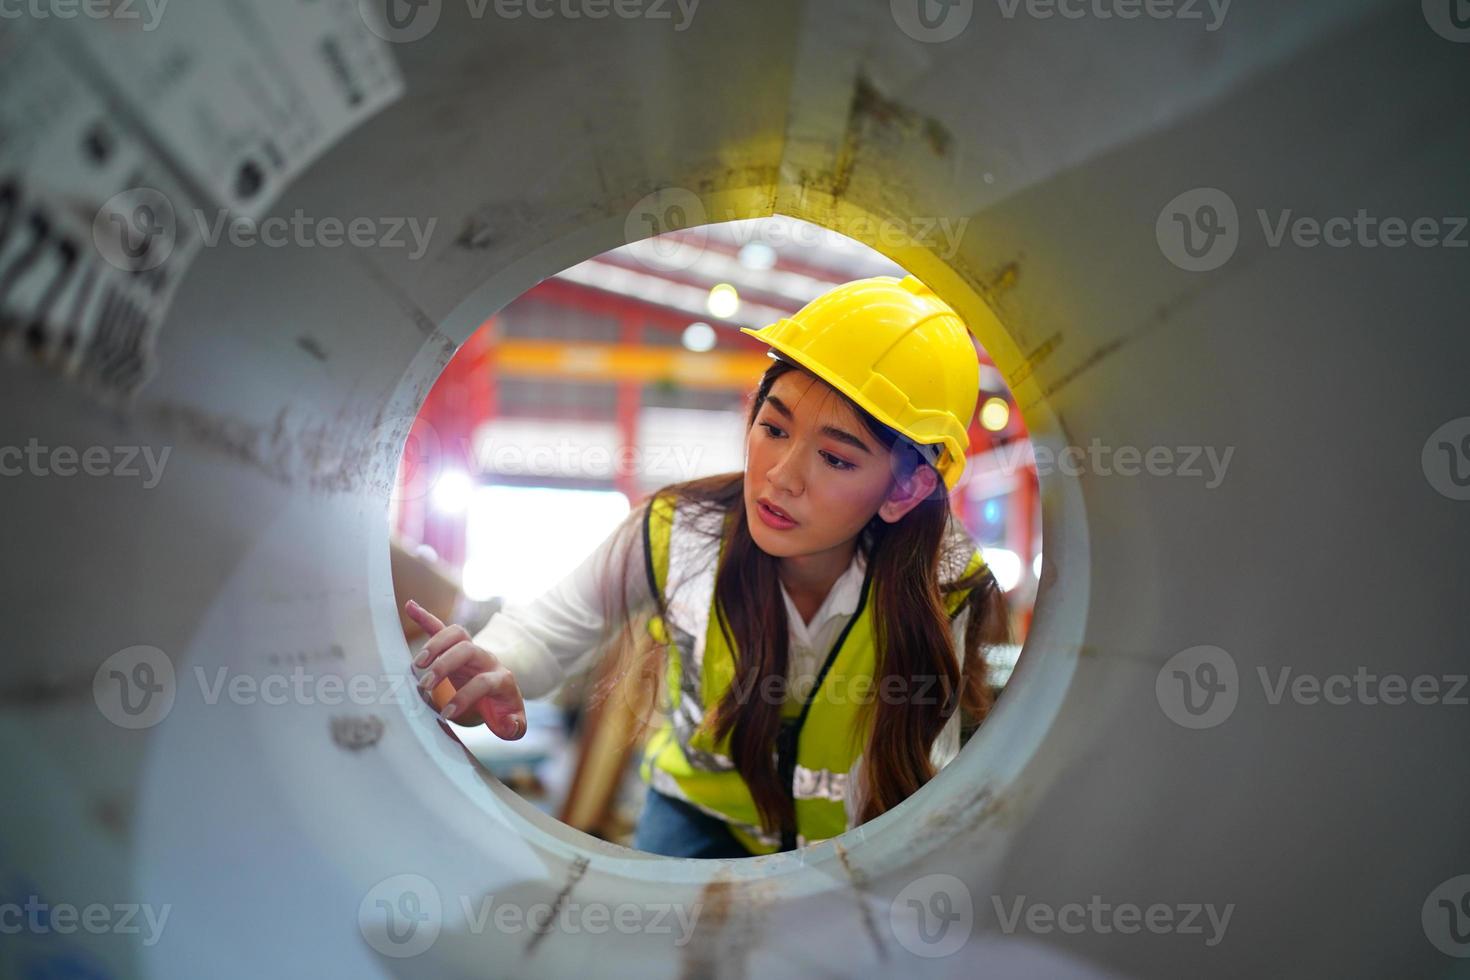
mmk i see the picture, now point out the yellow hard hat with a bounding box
[739,274,979,490]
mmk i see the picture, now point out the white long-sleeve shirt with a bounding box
[473,500,972,830]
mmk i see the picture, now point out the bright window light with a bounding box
[981,547,1023,592]
[463,486,630,604]
[431,470,473,514]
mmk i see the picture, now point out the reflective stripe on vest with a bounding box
[638,491,983,855]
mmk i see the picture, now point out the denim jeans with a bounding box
[631,786,754,859]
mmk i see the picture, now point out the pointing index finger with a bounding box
[404,598,446,636]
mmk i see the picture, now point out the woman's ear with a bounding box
[876,464,940,523]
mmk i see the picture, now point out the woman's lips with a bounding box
[756,499,797,530]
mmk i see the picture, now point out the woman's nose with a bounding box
[767,447,804,495]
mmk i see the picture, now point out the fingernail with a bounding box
[418,672,434,690]
[414,652,429,668]
[439,703,459,721]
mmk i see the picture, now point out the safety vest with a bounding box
[637,491,985,855]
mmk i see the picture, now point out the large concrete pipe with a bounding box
[2,1,1467,976]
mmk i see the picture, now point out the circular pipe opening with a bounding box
[374,200,1088,889]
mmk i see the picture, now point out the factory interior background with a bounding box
[388,217,1038,847]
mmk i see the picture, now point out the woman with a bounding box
[405,274,1011,858]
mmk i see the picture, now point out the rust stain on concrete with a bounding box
[330,714,385,751]
[524,855,591,955]
[834,840,888,962]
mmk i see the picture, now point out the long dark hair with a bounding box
[584,358,1010,838]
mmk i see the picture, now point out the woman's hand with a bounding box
[404,598,527,740]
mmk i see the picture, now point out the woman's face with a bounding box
[744,370,931,558]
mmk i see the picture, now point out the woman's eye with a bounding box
[759,422,852,470]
